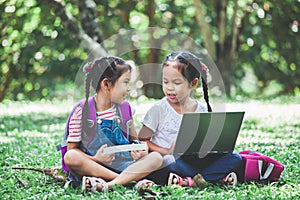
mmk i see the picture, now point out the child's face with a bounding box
[162,62,192,104]
[111,70,131,104]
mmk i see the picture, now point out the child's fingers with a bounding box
[110,154,115,161]
[140,141,149,151]
[99,144,108,152]
[131,150,140,160]
[103,154,115,164]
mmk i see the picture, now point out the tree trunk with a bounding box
[193,0,216,60]
[141,0,164,99]
[215,0,231,96]
[194,0,244,97]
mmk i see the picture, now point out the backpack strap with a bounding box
[258,160,274,180]
[87,97,97,139]
[117,101,133,140]
[56,97,97,151]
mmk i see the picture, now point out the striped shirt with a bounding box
[96,105,117,120]
[67,106,82,142]
[67,105,117,143]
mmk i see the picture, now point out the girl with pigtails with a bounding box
[63,56,162,193]
[139,51,242,187]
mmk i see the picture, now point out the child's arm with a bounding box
[139,125,173,156]
[128,119,139,141]
[67,142,115,165]
[128,120,149,160]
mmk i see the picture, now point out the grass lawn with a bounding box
[0,97,299,199]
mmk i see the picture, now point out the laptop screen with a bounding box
[173,112,245,158]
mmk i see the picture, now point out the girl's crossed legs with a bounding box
[64,149,162,192]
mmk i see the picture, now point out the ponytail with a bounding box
[82,72,92,133]
[200,63,212,112]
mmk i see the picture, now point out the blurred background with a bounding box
[0,0,299,102]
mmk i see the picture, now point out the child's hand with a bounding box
[169,141,176,154]
[94,144,115,165]
[131,149,148,160]
[130,141,148,160]
[163,142,175,155]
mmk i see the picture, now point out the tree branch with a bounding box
[215,0,227,53]
[37,0,107,58]
[78,0,104,45]
[230,0,242,59]
[193,0,216,60]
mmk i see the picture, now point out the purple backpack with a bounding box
[239,150,285,182]
[56,97,133,173]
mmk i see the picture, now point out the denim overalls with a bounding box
[81,118,134,172]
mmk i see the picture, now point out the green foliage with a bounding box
[0,0,87,101]
[0,99,299,199]
[0,0,299,100]
[235,0,300,96]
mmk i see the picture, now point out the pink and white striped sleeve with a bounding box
[67,106,82,143]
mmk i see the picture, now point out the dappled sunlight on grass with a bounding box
[1,112,66,147]
[0,99,73,117]
[224,102,300,124]
[0,136,16,143]
[237,126,299,146]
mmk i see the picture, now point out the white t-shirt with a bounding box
[142,97,207,149]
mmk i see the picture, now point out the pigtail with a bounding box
[82,62,93,133]
[201,63,212,112]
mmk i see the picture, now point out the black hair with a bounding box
[82,56,132,132]
[162,51,212,112]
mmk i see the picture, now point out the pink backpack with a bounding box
[239,150,284,182]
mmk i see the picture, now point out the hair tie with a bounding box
[82,61,93,76]
[201,63,209,74]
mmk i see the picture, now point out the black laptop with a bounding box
[173,112,245,158]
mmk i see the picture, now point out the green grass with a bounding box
[0,98,299,199]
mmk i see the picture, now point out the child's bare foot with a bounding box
[82,176,108,193]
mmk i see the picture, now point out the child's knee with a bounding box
[64,149,80,167]
[149,151,163,166]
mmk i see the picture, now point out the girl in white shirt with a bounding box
[139,51,241,187]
